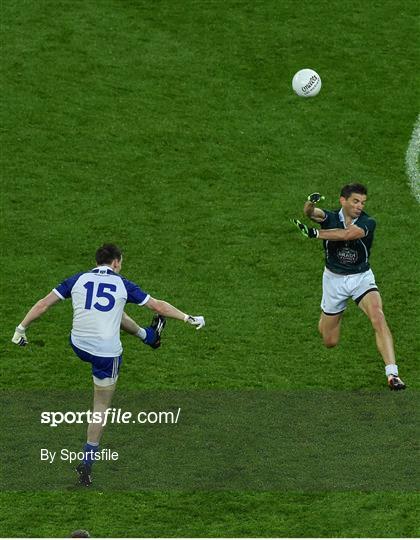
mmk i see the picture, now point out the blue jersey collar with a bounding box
[91,266,116,275]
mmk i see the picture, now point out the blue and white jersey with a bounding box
[52,266,150,357]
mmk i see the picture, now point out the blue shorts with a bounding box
[70,339,122,385]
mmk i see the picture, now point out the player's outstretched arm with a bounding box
[12,292,61,346]
[145,297,205,330]
[304,193,326,223]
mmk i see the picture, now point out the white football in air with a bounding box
[292,69,322,97]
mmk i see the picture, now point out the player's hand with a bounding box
[292,219,319,239]
[12,325,28,346]
[185,315,205,330]
[307,192,325,204]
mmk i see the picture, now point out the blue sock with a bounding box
[83,442,99,466]
[143,326,155,345]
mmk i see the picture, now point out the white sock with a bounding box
[136,328,146,340]
[86,441,99,447]
[385,364,398,377]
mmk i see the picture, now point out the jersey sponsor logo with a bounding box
[337,247,358,265]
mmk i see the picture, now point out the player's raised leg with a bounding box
[358,291,405,390]
[121,311,146,339]
[318,311,343,348]
[121,311,166,349]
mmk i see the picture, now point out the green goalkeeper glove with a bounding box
[307,192,325,204]
[292,219,319,239]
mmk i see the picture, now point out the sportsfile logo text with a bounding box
[40,407,182,427]
[40,448,119,464]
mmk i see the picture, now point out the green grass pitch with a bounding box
[1,0,419,537]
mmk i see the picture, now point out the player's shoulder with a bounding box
[63,271,86,285]
[322,208,341,217]
[358,211,376,225]
[118,273,130,284]
[118,274,139,289]
[118,274,149,303]
[355,211,376,235]
[54,271,86,299]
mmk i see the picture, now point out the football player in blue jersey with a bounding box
[12,243,205,485]
[293,184,406,391]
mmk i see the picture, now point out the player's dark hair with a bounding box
[95,243,122,265]
[340,183,367,199]
[70,531,90,538]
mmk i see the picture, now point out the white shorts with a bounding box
[321,268,378,315]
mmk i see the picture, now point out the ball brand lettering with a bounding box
[302,75,319,92]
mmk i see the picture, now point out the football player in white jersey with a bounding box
[12,243,205,486]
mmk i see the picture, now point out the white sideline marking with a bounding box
[405,114,420,204]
